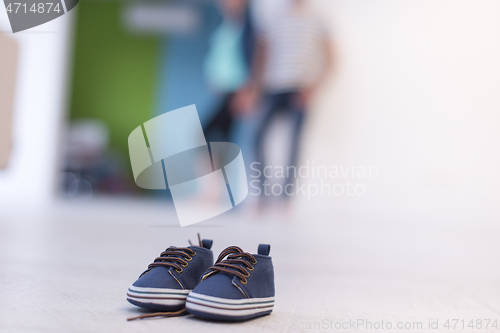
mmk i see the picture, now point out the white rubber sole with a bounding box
[127,286,190,307]
[186,292,275,319]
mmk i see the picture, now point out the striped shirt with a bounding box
[259,10,328,92]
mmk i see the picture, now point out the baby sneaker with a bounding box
[186,244,275,321]
[127,235,213,320]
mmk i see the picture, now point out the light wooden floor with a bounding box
[1,200,499,332]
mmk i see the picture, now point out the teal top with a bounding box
[204,21,248,93]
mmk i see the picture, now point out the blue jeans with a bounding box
[254,91,306,198]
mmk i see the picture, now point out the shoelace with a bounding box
[144,246,196,274]
[201,246,257,285]
[127,235,201,321]
[127,308,188,321]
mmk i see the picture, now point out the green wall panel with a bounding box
[70,0,161,157]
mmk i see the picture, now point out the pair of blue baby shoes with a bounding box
[127,235,275,321]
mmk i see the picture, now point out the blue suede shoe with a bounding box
[186,244,275,321]
[127,235,213,314]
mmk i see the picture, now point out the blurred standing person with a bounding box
[203,0,255,142]
[238,0,334,206]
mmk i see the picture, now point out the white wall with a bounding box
[299,0,500,224]
[0,10,74,211]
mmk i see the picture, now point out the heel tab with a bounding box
[202,239,213,250]
[257,244,270,256]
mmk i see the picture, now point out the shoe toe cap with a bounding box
[192,273,245,299]
[132,267,182,289]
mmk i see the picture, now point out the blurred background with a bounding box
[1,0,500,225]
[2,1,500,331]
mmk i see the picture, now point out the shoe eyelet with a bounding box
[186,256,193,262]
[239,279,248,285]
[247,266,254,271]
[252,259,258,265]
[181,262,188,268]
[176,268,183,274]
[190,251,197,257]
[243,271,250,278]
